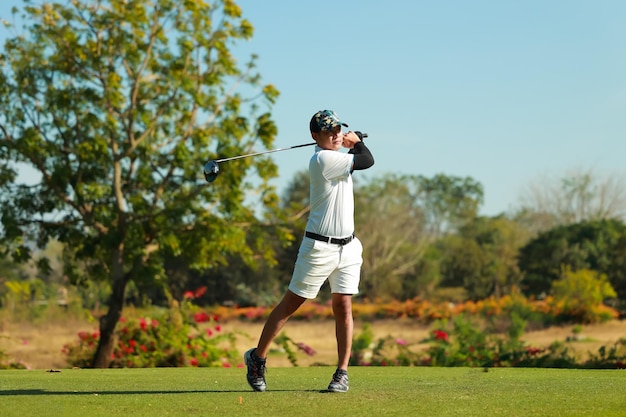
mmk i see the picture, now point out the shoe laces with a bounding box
[331,370,347,384]
[250,358,266,379]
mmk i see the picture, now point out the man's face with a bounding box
[312,125,343,151]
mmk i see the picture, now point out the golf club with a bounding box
[203,132,368,183]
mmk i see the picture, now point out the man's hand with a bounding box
[342,131,361,149]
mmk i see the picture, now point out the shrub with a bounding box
[207,289,618,325]
[273,333,317,366]
[551,268,617,323]
[0,351,29,369]
[348,314,626,369]
[349,323,422,366]
[0,335,30,369]
[63,291,239,368]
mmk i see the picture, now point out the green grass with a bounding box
[1,367,625,417]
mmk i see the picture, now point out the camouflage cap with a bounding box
[309,110,349,133]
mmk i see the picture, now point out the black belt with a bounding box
[305,231,354,246]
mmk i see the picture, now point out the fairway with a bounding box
[1,367,625,417]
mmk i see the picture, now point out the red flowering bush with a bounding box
[63,287,239,368]
[432,329,449,343]
[348,314,626,369]
[423,316,503,367]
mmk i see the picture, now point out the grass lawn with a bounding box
[1,367,625,417]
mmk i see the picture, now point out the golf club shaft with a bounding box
[203,132,369,183]
[215,143,315,163]
[214,132,368,163]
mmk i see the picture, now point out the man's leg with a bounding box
[329,238,361,369]
[256,290,307,358]
[332,293,353,370]
[327,293,353,392]
[245,290,306,392]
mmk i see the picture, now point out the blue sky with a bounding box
[2,1,626,216]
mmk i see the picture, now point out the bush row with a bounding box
[210,292,619,325]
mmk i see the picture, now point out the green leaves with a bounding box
[552,268,617,323]
[518,219,626,297]
[0,0,283,366]
[0,0,282,271]
[351,173,484,300]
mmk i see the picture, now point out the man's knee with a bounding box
[331,294,352,314]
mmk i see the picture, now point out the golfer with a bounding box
[244,109,375,392]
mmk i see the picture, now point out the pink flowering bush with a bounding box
[273,333,317,366]
[0,353,29,369]
[63,287,239,368]
[349,323,423,366]
[0,337,30,370]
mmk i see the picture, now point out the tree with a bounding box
[355,173,483,300]
[517,168,626,232]
[432,215,532,301]
[354,175,430,299]
[271,170,310,286]
[0,0,281,367]
[460,216,529,298]
[438,235,490,300]
[606,235,626,302]
[0,252,22,308]
[413,173,484,239]
[518,219,626,298]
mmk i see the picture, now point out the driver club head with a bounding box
[203,160,220,183]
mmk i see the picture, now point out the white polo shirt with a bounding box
[305,146,355,238]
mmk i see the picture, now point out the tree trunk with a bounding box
[92,249,128,368]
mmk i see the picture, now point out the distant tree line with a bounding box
[10,169,624,316]
[169,170,626,310]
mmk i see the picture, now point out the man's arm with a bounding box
[349,141,374,170]
[345,131,374,171]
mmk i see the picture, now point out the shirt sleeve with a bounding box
[316,150,354,180]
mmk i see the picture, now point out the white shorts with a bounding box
[288,235,363,299]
